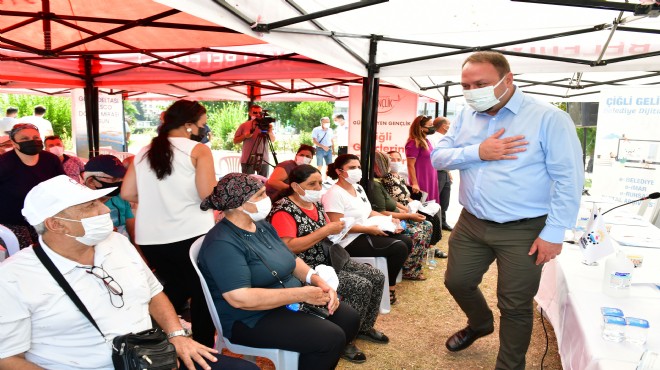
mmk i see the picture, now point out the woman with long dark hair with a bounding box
[269,164,389,363]
[406,115,440,204]
[121,99,217,346]
[321,154,410,304]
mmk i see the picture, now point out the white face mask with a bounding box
[463,75,509,112]
[296,185,322,203]
[48,146,64,157]
[56,213,114,246]
[295,156,312,165]
[243,196,272,222]
[344,168,362,184]
[389,161,402,173]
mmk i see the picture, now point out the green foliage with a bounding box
[123,100,139,127]
[203,101,247,145]
[259,102,298,127]
[576,127,596,157]
[291,101,334,132]
[0,94,72,137]
[298,131,313,146]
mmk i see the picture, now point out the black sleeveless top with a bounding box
[269,196,330,268]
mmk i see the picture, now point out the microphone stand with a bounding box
[601,192,660,216]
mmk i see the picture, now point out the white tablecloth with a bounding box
[536,243,660,370]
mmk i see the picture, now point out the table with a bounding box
[536,242,660,370]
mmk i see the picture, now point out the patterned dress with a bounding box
[382,172,443,245]
[269,197,385,333]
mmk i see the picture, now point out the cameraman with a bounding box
[233,105,276,177]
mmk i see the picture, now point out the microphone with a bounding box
[601,192,660,215]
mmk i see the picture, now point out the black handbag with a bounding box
[33,243,178,370]
[319,237,351,271]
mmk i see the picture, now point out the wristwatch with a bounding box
[167,328,192,339]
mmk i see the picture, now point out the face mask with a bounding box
[295,156,312,165]
[463,75,509,112]
[48,146,64,157]
[94,177,121,197]
[56,213,114,246]
[17,139,43,155]
[344,168,362,185]
[389,161,402,173]
[322,123,329,129]
[425,127,436,135]
[296,185,322,203]
[189,125,208,142]
[243,196,272,222]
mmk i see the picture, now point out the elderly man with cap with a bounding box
[0,175,259,370]
[0,123,64,249]
[198,172,361,370]
[82,154,135,244]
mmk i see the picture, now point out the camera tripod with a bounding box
[245,128,278,176]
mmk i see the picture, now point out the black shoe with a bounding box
[445,326,494,352]
[442,223,453,231]
[434,249,448,259]
[341,343,367,363]
[358,328,390,344]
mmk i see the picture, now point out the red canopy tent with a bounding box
[0,0,360,154]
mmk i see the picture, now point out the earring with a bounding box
[186,128,192,133]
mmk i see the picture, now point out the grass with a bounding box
[230,234,562,370]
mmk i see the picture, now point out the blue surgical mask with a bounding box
[463,75,509,112]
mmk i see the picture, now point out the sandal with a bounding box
[358,328,390,344]
[435,250,448,259]
[403,273,427,281]
[341,343,367,363]
[389,290,397,305]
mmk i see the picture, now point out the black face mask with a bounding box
[425,127,436,135]
[190,125,209,142]
[94,177,122,197]
[17,140,43,155]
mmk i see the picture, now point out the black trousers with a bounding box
[337,146,348,156]
[344,234,410,286]
[241,163,269,178]
[141,235,215,347]
[437,169,451,225]
[231,305,361,370]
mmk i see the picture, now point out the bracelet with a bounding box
[305,269,318,285]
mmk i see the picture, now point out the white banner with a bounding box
[591,87,660,216]
[71,89,125,156]
[347,86,418,157]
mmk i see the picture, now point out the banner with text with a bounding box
[347,86,418,157]
[72,89,126,156]
[591,87,660,213]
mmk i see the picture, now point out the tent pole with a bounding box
[83,56,100,158]
[360,35,380,187]
[443,84,450,116]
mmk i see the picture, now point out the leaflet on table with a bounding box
[609,224,660,248]
[327,217,356,244]
[603,213,650,227]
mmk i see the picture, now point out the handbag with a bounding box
[319,238,351,271]
[33,243,178,370]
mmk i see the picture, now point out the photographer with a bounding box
[233,105,276,177]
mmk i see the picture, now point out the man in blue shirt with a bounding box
[311,117,334,178]
[431,51,583,370]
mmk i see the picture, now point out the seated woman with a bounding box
[269,164,390,362]
[266,144,315,201]
[370,152,433,280]
[385,150,447,258]
[198,173,361,370]
[321,154,410,304]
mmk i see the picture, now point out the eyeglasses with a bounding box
[81,265,125,308]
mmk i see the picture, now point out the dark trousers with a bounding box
[141,235,215,347]
[241,163,269,178]
[437,170,451,225]
[444,209,546,370]
[337,146,348,156]
[344,234,410,286]
[231,305,360,370]
[183,355,260,370]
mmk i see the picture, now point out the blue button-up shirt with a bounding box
[431,87,584,243]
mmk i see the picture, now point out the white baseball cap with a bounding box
[22,175,116,225]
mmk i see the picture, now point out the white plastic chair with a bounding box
[350,256,399,314]
[189,236,299,370]
[0,224,20,257]
[217,155,242,177]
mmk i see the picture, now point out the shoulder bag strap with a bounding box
[33,243,106,340]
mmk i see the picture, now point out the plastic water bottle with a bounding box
[602,252,634,298]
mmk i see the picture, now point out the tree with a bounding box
[1,94,72,137]
[259,102,298,127]
[290,101,335,132]
[203,101,247,149]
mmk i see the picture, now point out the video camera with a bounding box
[255,110,276,131]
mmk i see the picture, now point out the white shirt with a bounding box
[0,117,17,134]
[134,137,215,245]
[336,123,349,147]
[18,116,53,140]
[0,233,162,370]
[321,184,372,247]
